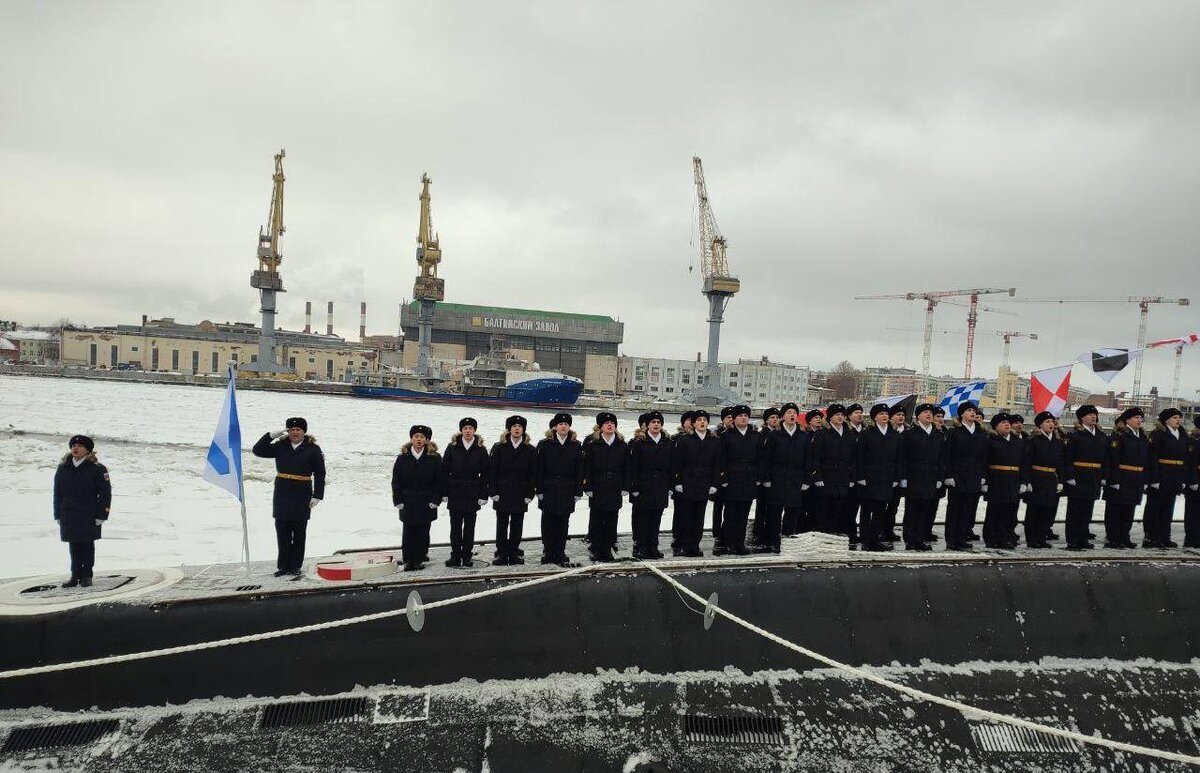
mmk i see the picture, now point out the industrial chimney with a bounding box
[327,301,334,336]
[359,301,367,342]
[304,301,312,334]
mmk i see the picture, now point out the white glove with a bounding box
[762,481,771,488]
[441,497,448,505]
[537,493,544,500]
[1066,479,1076,486]
[801,484,810,491]
[848,481,855,488]
[1151,483,1160,490]
[309,498,320,509]
[721,482,728,488]
[94,518,104,526]
[1019,484,1029,494]
[1190,484,1199,492]
[944,478,955,487]
[814,481,824,488]
[491,495,499,502]
[935,481,942,489]
[524,497,533,504]
[892,481,899,488]
[1100,480,1106,487]
[574,495,583,502]
[630,492,639,498]
[584,491,592,498]
[707,487,717,495]
[674,485,683,493]
[621,490,629,497]
[857,480,867,486]
[1110,483,1120,490]
[1055,484,1063,493]
[980,478,986,487]
[981,484,988,494]
[271,430,287,440]
[428,502,437,509]
[397,504,404,511]
[900,479,908,488]
[477,499,487,506]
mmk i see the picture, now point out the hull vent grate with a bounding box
[259,696,371,730]
[683,714,784,745]
[971,723,1082,754]
[3,719,120,753]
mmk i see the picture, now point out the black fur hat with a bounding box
[286,417,307,431]
[459,417,478,431]
[505,415,527,431]
[409,425,432,439]
[549,412,573,428]
[68,434,94,452]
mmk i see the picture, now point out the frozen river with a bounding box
[0,374,660,578]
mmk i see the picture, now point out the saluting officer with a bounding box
[536,412,584,566]
[391,425,441,571]
[856,404,901,551]
[53,435,111,588]
[1063,405,1108,550]
[627,410,672,558]
[719,405,759,555]
[442,418,490,567]
[252,417,326,578]
[582,411,627,562]
[982,412,1022,549]
[1145,407,1189,548]
[943,402,988,551]
[810,404,856,536]
[1103,407,1150,548]
[671,409,722,557]
[489,415,536,566]
[901,404,943,551]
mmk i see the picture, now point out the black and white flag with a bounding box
[1076,348,1141,384]
[873,393,917,415]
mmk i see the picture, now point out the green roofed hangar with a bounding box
[399,302,624,393]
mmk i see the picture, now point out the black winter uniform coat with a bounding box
[627,431,673,510]
[489,437,537,514]
[671,429,723,502]
[902,425,944,500]
[441,435,490,513]
[54,454,111,542]
[536,432,584,513]
[582,432,628,510]
[720,426,761,502]
[810,426,856,498]
[391,446,442,524]
[1023,431,1066,507]
[1104,428,1150,506]
[760,426,809,507]
[984,433,1023,504]
[858,424,902,502]
[1149,426,1190,495]
[252,433,327,522]
[944,423,988,495]
[1064,426,1108,501]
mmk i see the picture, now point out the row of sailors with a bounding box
[254,404,1200,574]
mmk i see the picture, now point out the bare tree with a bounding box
[825,360,863,399]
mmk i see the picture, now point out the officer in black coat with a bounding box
[1145,407,1189,548]
[671,409,723,557]
[880,406,908,541]
[982,413,1022,549]
[709,406,735,552]
[1184,415,1200,547]
[1063,405,1108,550]
[942,402,988,551]
[441,418,490,567]
[855,404,901,551]
[391,425,441,571]
[1103,407,1150,548]
[53,435,111,587]
[252,417,327,577]
[810,404,857,535]
[901,404,943,551]
[759,403,809,552]
[794,408,825,535]
[489,415,536,565]
[536,413,584,566]
[628,410,672,558]
[670,411,695,552]
[840,403,866,543]
[718,405,759,555]
[749,407,781,548]
[582,411,628,562]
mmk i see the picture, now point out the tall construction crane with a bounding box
[855,287,1017,389]
[995,330,1039,370]
[412,173,445,377]
[689,157,740,405]
[993,296,1190,397]
[248,149,290,374]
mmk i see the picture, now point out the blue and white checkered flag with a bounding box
[201,364,244,501]
[938,381,987,418]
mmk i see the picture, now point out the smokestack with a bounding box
[327,301,334,336]
[359,301,367,342]
[304,301,312,334]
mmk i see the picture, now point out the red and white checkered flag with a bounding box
[1031,364,1072,417]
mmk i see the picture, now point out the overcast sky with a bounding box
[2,2,1197,397]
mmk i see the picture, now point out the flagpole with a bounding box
[239,477,250,575]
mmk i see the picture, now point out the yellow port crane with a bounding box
[248,149,290,374]
[690,156,740,404]
[412,173,444,376]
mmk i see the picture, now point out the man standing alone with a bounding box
[253,417,326,578]
[54,435,111,588]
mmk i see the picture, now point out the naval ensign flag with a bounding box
[201,364,250,570]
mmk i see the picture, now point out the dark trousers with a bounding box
[926,494,943,539]
[859,499,887,545]
[401,521,431,566]
[756,503,784,551]
[1186,491,1200,545]
[68,540,95,579]
[1104,501,1136,545]
[1065,498,1096,546]
[673,498,707,552]
[839,492,861,540]
[722,500,753,552]
[815,494,844,534]
[1143,489,1178,545]
[788,489,814,535]
[495,512,524,558]
[711,498,725,544]
[274,520,308,572]
[449,511,477,560]
[903,498,936,546]
[671,495,683,549]
[632,505,665,554]
[983,501,1017,546]
[540,511,570,560]
[588,506,619,553]
[945,491,980,547]
[883,491,902,536]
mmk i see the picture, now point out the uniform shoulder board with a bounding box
[1111,441,1118,447]
[103,472,111,480]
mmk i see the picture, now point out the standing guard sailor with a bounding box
[252,417,326,578]
[943,402,988,551]
[856,404,900,551]
[628,410,672,559]
[1103,407,1150,549]
[1145,408,1189,548]
[901,404,943,551]
[982,412,1021,549]
[536,412,584,566]
[441,418,490,567]
[810,404,856,535]
[758,403,808,553]
[489,415,536,565]
[719,405,759,555]
[671,409,722,557]
[391,425,441,571]
[53,435,111,588]
[1063,405,1108,550]
[582,411,627,562]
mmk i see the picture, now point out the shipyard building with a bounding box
[617,356,811,406]
[399,302,624,393]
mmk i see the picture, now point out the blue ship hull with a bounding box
[351,377,582,408]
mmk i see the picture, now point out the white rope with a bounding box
[0,563,598,680]
[641,561,1200,767]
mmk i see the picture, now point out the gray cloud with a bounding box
[1,1,1197,397]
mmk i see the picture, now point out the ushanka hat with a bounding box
[1075,405,1098,420]
[409,425,432,439]
[869,403,889,419]
[1034,411,1055,427]
[505,415,527,430]
[68,434,94,451]
[596,411,617,427]
[458,417,478,430]
[549,412,572,428]
[286,417,307,431]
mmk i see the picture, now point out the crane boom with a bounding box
[247,148,290,374]
[688,157,739,405]
[411,173,445,377]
